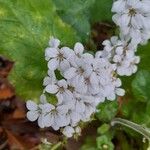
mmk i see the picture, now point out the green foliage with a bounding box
[132,70,150,102]
[138,43,150,71]
[81,123,114,150]
[80,137,98,150]
[96,135,114,150]
[53,0,95,41]
[97,124,110,135]
[90,0,113,23]
[0,0,79,101]
[96,100,119,122]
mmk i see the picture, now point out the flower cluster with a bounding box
[26,0,150,138]
[101,36,140,76]
[112,0,150,45]
[26,37,126,137]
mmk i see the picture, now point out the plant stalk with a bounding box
[111,118,150,141]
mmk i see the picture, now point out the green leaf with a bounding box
[0,0,79,101]
[138,43,150,71]
[132,70,150,102]
[96,100,118,122]
[53,0,95,41]
[90,0,113,23]
[96,135,114,150]
[81,137,98,150]
[97,124,110,135]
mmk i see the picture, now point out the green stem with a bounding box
[50,142,62,150]
[111,118,150,141]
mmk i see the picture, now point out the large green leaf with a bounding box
[90,0,113,23]
[53,0,95,41]
[137,43,150,71]
[132,70,150,102]
[0,0,79,101]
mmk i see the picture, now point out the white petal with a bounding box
[75,76,87,94]
[112,0,126,12]
[61,47,74,58]
[38,115,45,128]
[48,58,59,70]
[75,100,85,113]
[64,67,77,79]
[45,48,58,59]
[39,103,55,113]
[71,111,81,124]
[55,115,69,127]
[40,94,47,104]
[57,105,69,114]
[26,101,38,111]
[60,59,70,72]
[74,42,84,55]
[27,111,39,121]
[116,88,125,96]
[56,93,64,105]
[107,93,116,101]
[120,14,130,27]
[43,76,54,86]
[57,79,67,88]
[62,126,75,138]
[43,114,54,127]
[51,123,60,131]
[49,37,60,48]
[45,84,58,94]
[90,72,99,85]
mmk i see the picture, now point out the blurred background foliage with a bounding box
[0,0,150,149]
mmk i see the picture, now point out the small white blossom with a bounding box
[26,99,55,128]
[43,70,56,87]
[64,59,92,94]
[102,37,140,76]
[49,37,60,48]
[45,38,73,71]
[45,79,73,105]
[62,126,75,138]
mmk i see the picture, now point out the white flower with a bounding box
[26,101,39,122]
[63,109,81,127]
[45,79,73,105]
[112,0,150,45]
[27,37,135,138]
[49,37,60,48]
[45,39,73,71]
[62,126,75,138]
[73,42,84,58]
[43,70,56,87]
[64,59,92,94]
[43,104,69,130]
[102,37,140,76]
[114,49,140,76]
[74,93,96,121]
[26,100,55,128]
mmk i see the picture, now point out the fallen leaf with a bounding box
[5,129,25,150]
[0,78,15,100]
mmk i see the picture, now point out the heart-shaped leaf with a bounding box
[0,0,79,101]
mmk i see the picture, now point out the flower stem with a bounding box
[111,118,150,141]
